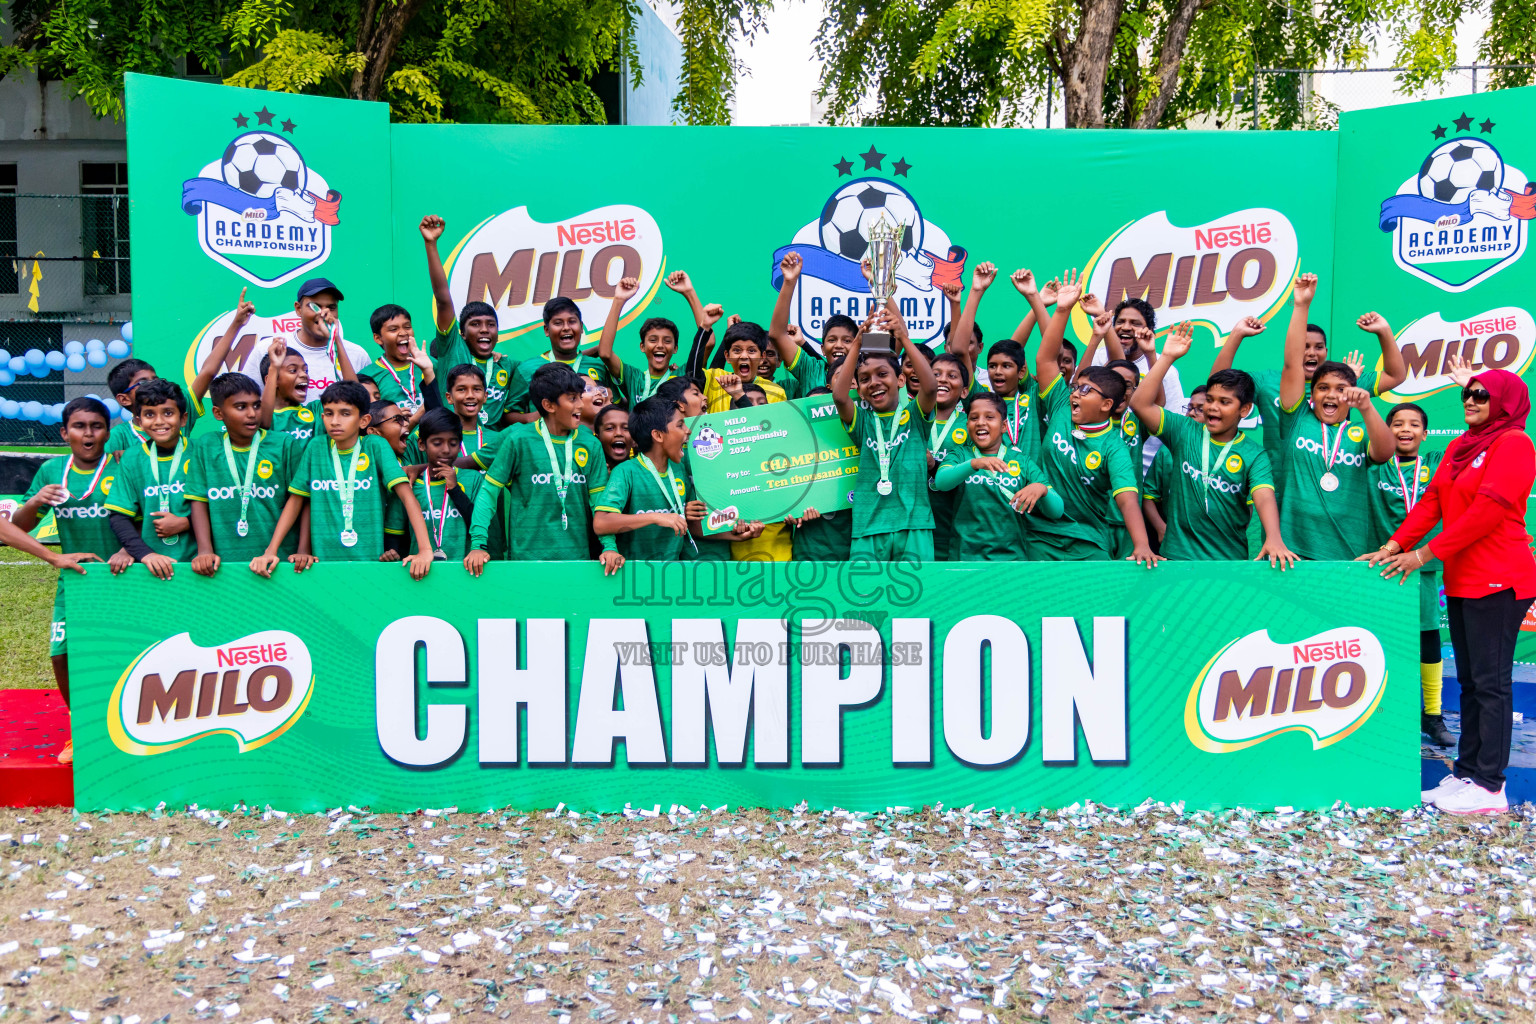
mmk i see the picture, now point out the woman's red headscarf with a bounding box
[1446,368,1531,479]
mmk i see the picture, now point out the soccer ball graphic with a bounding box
[1418,138,1503,205]
[818,179,923,260]
[220,132,306,199]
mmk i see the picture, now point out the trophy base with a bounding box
[863,328,896,353]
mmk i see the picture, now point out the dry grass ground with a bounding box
[3,801,1535,1024]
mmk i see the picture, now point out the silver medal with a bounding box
[339,528,359,548]
[1319,471,1339,493]
[877,480,893,496]
[432,548,447,561]
[236,519,249,537]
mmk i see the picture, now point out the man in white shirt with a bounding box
[1090,296,1185,471]
[240,277,370,403]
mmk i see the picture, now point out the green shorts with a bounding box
[50,585,65,657]
[1030,532,1110,562]
[1420,569,1442,633]
[850,529,934,563]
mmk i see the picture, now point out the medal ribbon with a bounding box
[221,431,264,536]
[929,404,961,453]
[1395,455,1424,513]
[380,358,420,407]
[61,453,109,502]
[1199,429,1240,514]
[640,454,696,552]
[422,476,449,550]
[870,395,910,493]
[1005,393,1025,445]
[144,439,185,516]
[537,421,576,531]
[1319,420,1346,475]
[327,441,361,541]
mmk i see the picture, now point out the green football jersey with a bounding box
[460,422,502,469]
[1029,376,1139,554]
[847,400,935,539]
[790,509,852,561]
[1252,367,1381,479]
[932,443,1059,561]
[288,434,407,562]
[272,399,325,443]
[991,380,1042,466]
[925,404,969,560]
[616,362,679,406]
[507,352,613,414]
[409,473,481,562]
[23,453,122,557]
[1143,444,1173,502]
[1369,450,1443,567]
[593,455,696,562]
[184,429,301,560]
[469,421,610,560]
[1277,400,1377,560]
[772,365,801,401]
[1149,409,1275,561]
[783,346,830,394]
[430,323,516,427]
[105,403,200,455]
[1106,410,1147,527]
[369,357,427,413]
[105,442,196,561]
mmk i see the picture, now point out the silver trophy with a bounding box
[863,215,905,351]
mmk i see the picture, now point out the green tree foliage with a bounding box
[812,0,1486,129]
[671,0,775,125]
[0,0,647,124]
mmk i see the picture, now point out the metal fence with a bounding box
[0,193,131,448]
[1251,64,1536,130]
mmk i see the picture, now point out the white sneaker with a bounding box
[1422,774,1467,803]
[1434,780,1508,815]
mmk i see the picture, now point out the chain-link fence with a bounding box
[1251,65,1536,130]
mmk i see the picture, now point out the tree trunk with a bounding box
[1132,0,1203,128]
[349,0,424,102]
[1061,0,1125,128]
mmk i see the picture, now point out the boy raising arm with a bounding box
[1130,322,1296,566]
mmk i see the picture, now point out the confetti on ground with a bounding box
[4,800,1536,1022]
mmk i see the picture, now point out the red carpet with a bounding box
[0,689,73,807]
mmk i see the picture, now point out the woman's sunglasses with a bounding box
[1462,387,1491,404]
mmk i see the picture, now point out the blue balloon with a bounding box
[0,400,17,417]
[86,349,108,368]
[106,339,129,359]
[20,401,42,421]
[63,340,84,356]
[24,348,45,366]
[44,350,65,370]
[121,407,135,422]
[85,338,104,351]
[29,361,50,378]
[8,356,25,374]
[65,353,86,373]
[104,398,122,418]
[121,321,133,343]
[0,368,11,387]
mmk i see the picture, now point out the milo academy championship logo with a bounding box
[1378,113,1534,292]
[771,146,968,347]
[181,105,343,287]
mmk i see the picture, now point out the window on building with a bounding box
[81,162,130,295]
[0,165,16,295]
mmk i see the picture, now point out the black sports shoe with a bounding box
[1422,712,1455,747]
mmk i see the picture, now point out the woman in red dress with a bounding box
[1363,364,1536,815]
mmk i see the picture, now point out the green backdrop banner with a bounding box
[67,562,1417,813]
[1334,91,1536,661]
[125,74,1340,426]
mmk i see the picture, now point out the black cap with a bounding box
[296,277,344,302]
